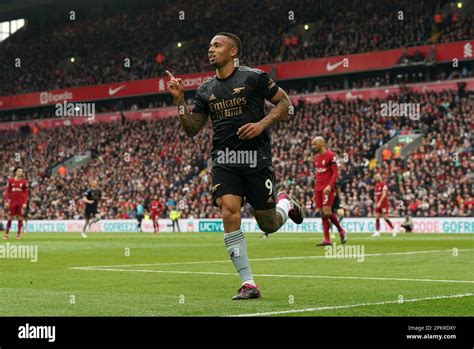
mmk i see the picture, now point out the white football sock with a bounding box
[243,279,256,287]
[276,198,291,223]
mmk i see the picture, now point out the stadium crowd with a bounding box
[1,0,472,95]
[1,89,472,220]
[1,65,472,123]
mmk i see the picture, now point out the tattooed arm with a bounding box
[166,70,208,138]
[173,96,209,137]
[258,88,291,130]
[237,88,291,140]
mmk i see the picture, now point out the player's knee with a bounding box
[221,206,240,225]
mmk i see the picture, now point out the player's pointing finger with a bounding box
[165,70,175,79]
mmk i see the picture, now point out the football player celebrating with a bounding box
[167,32,304,300]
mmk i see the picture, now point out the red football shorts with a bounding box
[375,204,389,214]
[150,212,160,220]
[314,190,335,209]
[8,201,24,216]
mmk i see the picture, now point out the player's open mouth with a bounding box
[209,55,215,62]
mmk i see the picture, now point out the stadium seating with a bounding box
[1,90,471,219]
[1,0,472,95]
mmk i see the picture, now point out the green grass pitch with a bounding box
[1,232,473,316]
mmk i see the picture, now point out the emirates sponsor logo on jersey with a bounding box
[210,97,247,119]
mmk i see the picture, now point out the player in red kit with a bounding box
[312,137,346,246]
[372,173,395,237]
[4,167,29,240]
[149,196,164,234]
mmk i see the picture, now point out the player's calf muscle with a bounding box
[257,220,278,234]
[255,210,280,233]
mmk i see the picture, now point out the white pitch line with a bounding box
[69,248,474,269]
[231,293,474,317]
[70,267,474,284]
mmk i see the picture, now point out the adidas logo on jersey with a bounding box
[209,94,217,101]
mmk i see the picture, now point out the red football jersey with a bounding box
[5,177,29,203]
[374,181,389,206]
[150,200,163,213]
[314,150,338,191]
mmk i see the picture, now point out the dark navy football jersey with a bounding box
[192,66,279,164]
[84,189,101,209]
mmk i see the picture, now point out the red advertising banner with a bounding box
[0,40,472,111]
[1,78,471,132]
[289,78,474,105]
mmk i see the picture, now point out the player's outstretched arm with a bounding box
[166,70,208,137]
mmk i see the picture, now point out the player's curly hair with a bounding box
[215,32,242,57]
